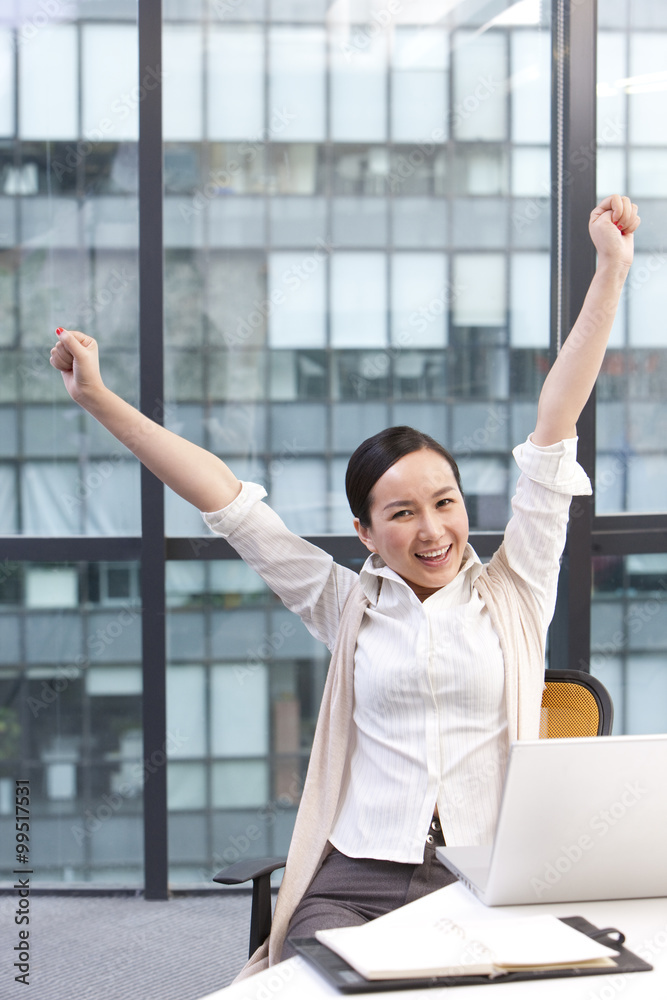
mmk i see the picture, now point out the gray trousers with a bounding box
[281,824,457,960]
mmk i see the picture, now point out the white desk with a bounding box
[202,884,667,1000]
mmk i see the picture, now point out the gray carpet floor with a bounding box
[1,892,253,1000]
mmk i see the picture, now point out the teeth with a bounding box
[416,546,450,559]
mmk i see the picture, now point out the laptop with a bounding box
[436,734,667,905]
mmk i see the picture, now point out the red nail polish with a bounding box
[616,223,623,232]
[56,328,63,335]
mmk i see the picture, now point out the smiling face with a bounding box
[353,448,469,601]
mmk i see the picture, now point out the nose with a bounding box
[416,508,441,541]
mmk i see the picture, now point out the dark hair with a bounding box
[345,426,464,529]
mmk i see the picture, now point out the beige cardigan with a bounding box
[235,539,546,980]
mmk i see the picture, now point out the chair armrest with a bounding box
[213,856,287,958]
[212,856,286,885]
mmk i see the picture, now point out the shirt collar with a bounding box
[358,543,483,606]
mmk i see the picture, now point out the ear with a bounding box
[353,517,376,554]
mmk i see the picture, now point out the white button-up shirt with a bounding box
[202,437,590,863]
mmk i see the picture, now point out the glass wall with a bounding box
[162,0,553,882]
[0,7,141,536]
[0,3,143,884]
[2,0,666,891]
[592,0,667,733]
[0,560,143,884]
[162,0,552,540]
[596,1,667,516]
[591,554,667,734]
[166,560,328,881]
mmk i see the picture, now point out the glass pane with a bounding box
[1,7,140,536]
[163,24,203,142]
[0,28,13,137]
[207,28,264,140]
[510,253,550,348]
[268,252,327,348]
[0,561,143,884]
[391,27,448,143]
[510,31,551,144]
[596,19,667,513]
[453,254,506,326]
[269,27,326,142]
[163,0,552,883]
[166,561,328,883]
[331,253,387,348]
[592,555,667,734]
[390,253,448,349]
[82,25,140,142]
[452,31,507,142]
[628,34,667,146]
[330,30,386,143]
[19,26,78,139]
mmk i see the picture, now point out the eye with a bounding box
[436,497,453,508]
[391,509,412,519]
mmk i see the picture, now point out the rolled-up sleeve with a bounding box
[502,437,591,626]
[512,436,592,496]
[201,483,358,650]
[201,481,269,536]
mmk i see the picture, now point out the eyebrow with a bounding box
[381,486,457,512]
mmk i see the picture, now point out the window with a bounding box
[3,0,665,896]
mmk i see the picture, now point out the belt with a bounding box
[425,817,445,847]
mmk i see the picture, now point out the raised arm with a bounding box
[50,328,241,512]
[532,194,640,447]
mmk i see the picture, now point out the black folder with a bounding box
[292,916,652,994]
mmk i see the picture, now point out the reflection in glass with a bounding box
[592,555,667,734]
[267,144,323,195]
[0,562,142,883]
[1,9,140,537]
[333,144,391,196]
[166,561,328,882]
[159,1,553,535]
[153,1,554,881]
[596,13,667,513]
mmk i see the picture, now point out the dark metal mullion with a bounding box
[591,529,667,557]
[546,1,568,671]
[384,26,394,434]
[1,537,142,561]
[165,531,503,563]
[263,17,272,508]
[14,21,24,532]
[138,0,168,901]
[548,0,597,673]
[593,512,667,533]
[563,0,598,672]
[620,16,632,515]
[201,1,215,894]
[445,22,454,460]
[323,21,334,533]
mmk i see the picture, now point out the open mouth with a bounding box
[415,545,451,565]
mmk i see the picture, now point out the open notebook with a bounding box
[293,912,652,994]
[314,913,617,979]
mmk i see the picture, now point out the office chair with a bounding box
[214,667,614,957]
[540,668,613,738]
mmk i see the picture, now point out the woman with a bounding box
[51,195,639,976]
